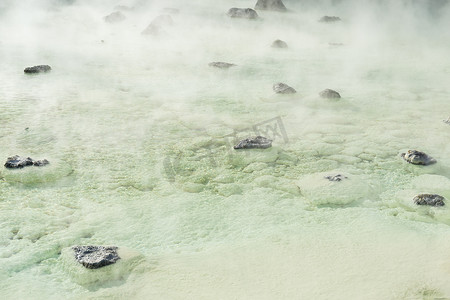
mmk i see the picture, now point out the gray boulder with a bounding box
[273,82,296,94]
[227,8,258,19]
[24,65,51,74]
[401,150,436,166]
[255,0,287,11]
[324,174,347,182]
[271,39,288,48]
[413,194,445,206]
[142,15,173,35]
[104,11,126,23]
[319,89,341,99]
[4,155,49,169]
[234,136,272,149]
[72,246,120,269]
[209,62,236,69]
[319,16,341,23]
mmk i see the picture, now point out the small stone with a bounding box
[72,246,120,269]
[401,150,436,166]
[255,0,287,12]
[271,39,288,48]
[234,136,272,149]
[319,89,341,99]
[319,16,341,23]
[324,174,348,182]
[104,11,126,23]
[227,8,258,19]
[208,62,236,69]
[24,65,51,74]
[4,155,49,169]
[413,194,445,207]
[273,82,296,94]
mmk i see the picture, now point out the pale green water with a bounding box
[1,0,450,299]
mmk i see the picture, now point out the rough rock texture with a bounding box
[234,136,272,149]
[227,8,258,19]
[319,16,341,23]
[4,155,49,169]
[104,11,126,23]
[324,174,348,182]
[273,82,296,94]
[208,62,236,69]
[72,246,120,269]
[413,194,445,207]
[271,39,288,48]
[401,150,436,165]
[24,65,51,74]
[255,0,287,11]
[142,15,173,35]
[319,89,341,99]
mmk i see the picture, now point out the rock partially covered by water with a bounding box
[234,136,272,149]
[24,65,51,74]
[209,62,236,69]
[271,39,288,48]
[104,11,126,23]
[4,155,49,169]
[72,246,120,269]
[324,174,348,182]
[273,82,296,94]
[142,15,173,35]
[443,117,450,125]
[401,150,436,165]
[319,89,341,99]
[255,0,287,11]
[227,8,258,19]
[413,194,445,206]
[319,16,341,23]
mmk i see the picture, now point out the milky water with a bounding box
[1,0,450,299]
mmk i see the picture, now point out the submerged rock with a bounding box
[324,174,348,182]
[4,155,49,169]
[227,8,258,19]
[273,82,296,94]
[142,15,173,35]
[413,194,445,207]
[234,136,272,149]
[24,65,51,74]
[319,89,341,99]
[319,16,341,23]
[72,246,120,269]
[255,0,287,11]
[271,39,288,48]
[443,117,450,125]
[104,11,126,23]
[114,5,134,11]
[208,62,236,69]
[329,42,344,47]
[401,150,436,166]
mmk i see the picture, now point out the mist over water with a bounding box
[1,0,450,299]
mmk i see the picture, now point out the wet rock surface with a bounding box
[4,155,49,169]
[319,16,341,23]
[273,82,296,94]
[72,246,120,269]
[209,62,236,69]
[24,65,51,74]
[319,89,341,99]
[413,194,445,206]
[104,11,126,23]
[255,0,287,11]
[234,136,272,149]
[227,8,258,19]
[324,174,348,182]
[401,150,436,165]
[271,39,288,48]
[142,15,173,35]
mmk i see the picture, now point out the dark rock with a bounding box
[413,194,445,207]
[271,39,288,48]
[234,136,272,149]
[227,8,258,19]
[324,174,347,182]
[319,89,341,99]
[209,62,236,69]
[104,11,126,23]
[142,15,173,35]
[273,82,296,94]
[72,246,120,269]
[401,150,436,165]
[443,117,450,125]
[319,16,341,23]
[4,155,49,169]
[255,0,287,11]
[24,65,51,74]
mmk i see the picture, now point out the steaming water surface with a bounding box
[1,0,450,299]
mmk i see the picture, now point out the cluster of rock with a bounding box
[413,194,445,207]
[4,155,49,169]
[234,136,273,149]
[24,65,51,74]
[72,245,120,269]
